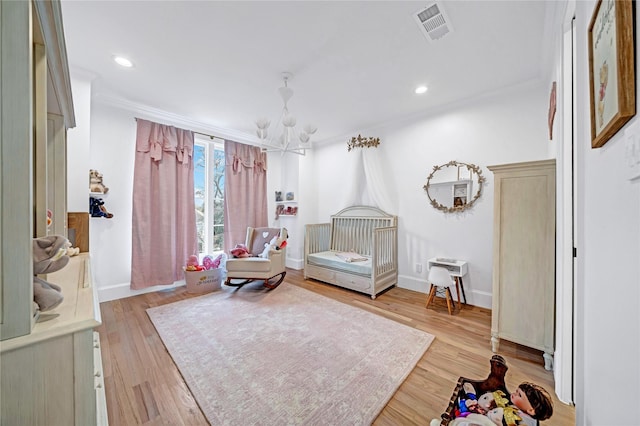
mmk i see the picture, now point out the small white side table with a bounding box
[427,258,468,304]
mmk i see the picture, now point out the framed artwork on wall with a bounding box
[588,0,635,149]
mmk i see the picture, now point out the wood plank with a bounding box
[97,269,575,425]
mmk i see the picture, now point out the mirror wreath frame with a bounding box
[423,160,486,213]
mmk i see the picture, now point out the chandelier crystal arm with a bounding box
[255,71,317,156]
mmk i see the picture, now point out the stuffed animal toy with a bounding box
[441,413,499,426]
[457,382,484,416]
[486,406,523,426]
[185,254,204,271]
[89,169,109,193]
[90,196,113,218]
[202,254,223,270]
[33,276,64,312]
[259,228,288,258]
[33,235,70,274]
[230,244,251,258]
[32,235,69,312]
[478,390,508,411]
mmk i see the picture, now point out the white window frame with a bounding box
[195,135,225,256]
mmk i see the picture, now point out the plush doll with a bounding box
[89,169,109,193]
[444,413,498,426]
[486,406,524,426]
[202,254,223,270]
[259,228,288,258]
[62,239,80,257]
[90,196,113,218]
[457,382,485,416]
[33,235,70,274]
[32,235,69,312]
[90,197,106,217]
[185,254,203,271]
[33,276,64,312]
[230,243,251,258]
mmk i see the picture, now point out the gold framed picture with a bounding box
[588,0,635,149]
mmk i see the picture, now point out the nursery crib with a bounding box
[304,206,398,299]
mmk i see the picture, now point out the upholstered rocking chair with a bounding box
[225,227,287,289]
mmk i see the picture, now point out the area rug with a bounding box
[147,283,434,425]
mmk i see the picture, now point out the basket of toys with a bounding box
[430,355,553,426]
[183,254,225,293]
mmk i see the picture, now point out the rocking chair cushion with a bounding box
[226,257,271,273]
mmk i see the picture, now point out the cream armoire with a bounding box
[0,1,106,425]
[488,159,556,371]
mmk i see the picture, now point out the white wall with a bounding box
[575,2,640,424]
[311,83,551,308]
[66,73,92,213]
[87,103,139,300]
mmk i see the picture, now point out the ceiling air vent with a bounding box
[413,2,454,43]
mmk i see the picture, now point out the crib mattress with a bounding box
[307,251,372,276]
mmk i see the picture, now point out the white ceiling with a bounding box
[61,0,552,144]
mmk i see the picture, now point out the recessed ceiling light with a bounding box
[415,85,428,94]
[113,56,134,68]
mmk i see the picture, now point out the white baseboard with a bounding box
[397,274,429,294]
[97,280,186,303]
[397,274,492,309]
[286,257,303,270]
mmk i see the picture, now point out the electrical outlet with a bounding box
[416,263,422,273]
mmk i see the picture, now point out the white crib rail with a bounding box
[372,226,397,277]
[330,217,393,255]
[304,223,331,255]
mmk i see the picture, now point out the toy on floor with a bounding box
[431,355,555,426]
[32,235,70,312]
[89,169,109,193]
[510,382,553,422]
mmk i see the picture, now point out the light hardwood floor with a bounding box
[97,269,575,425]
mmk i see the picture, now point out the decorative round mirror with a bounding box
[423,161,485,213]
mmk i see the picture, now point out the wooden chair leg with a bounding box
[455,278,462,306]
[445,288,453,315]
[425,284,436,308]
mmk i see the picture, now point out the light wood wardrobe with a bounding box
[0,1,106,424]
[488,159,556,371]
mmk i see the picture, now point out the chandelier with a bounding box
[255,72,317,156]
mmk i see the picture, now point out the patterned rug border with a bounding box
[147,283,434,425]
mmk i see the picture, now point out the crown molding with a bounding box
[92,93,257,144]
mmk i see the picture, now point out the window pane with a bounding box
[194,144,206,254]
[212,225,224,252]
[212,148,225,200]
